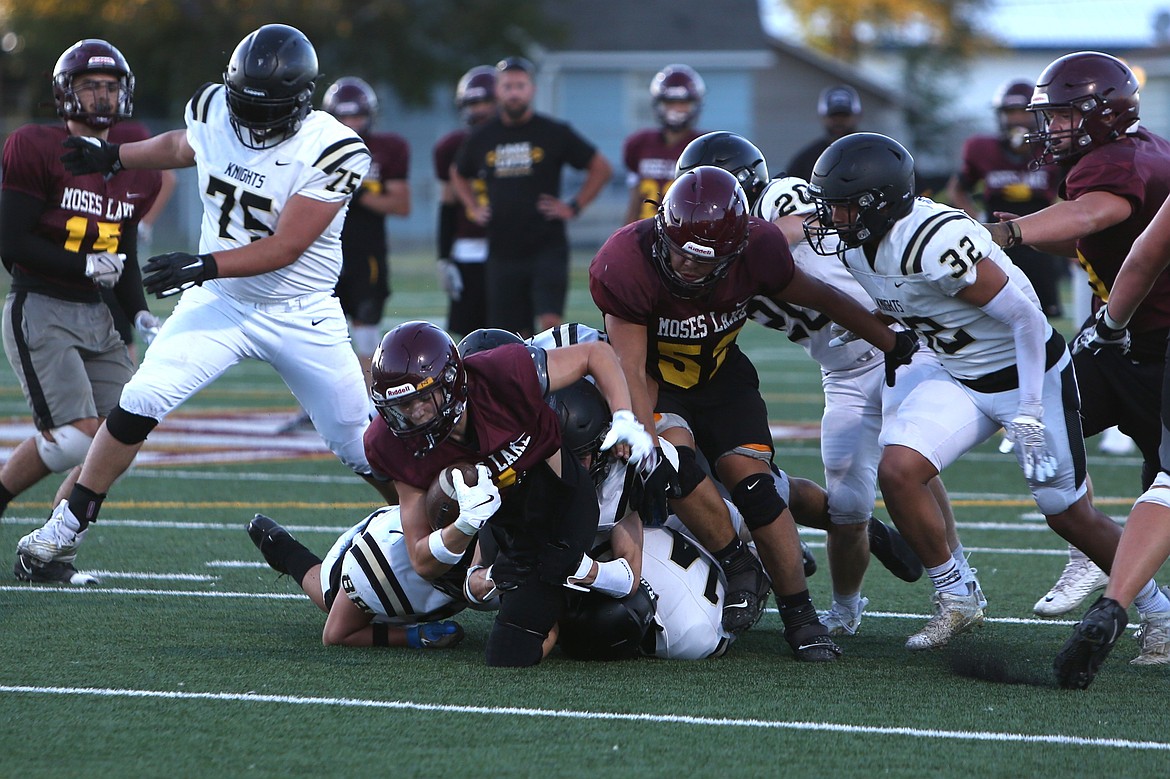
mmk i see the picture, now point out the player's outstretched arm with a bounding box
[212,193,347,278]
[774,266,897,353]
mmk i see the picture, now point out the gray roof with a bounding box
[544,0,772,51]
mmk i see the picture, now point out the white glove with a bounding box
[133,311,162,345]
[1005,414,1058,482]
[600,409,655,466]
[452,464,501,536]
[85,251,126,288]
[437,259,463,302]
[827,322,860,348]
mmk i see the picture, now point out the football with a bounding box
[425,462,480,529]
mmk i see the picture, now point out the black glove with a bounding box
[634,447,682,527]
[884,329,919,387]
[61,136,123,176]
[143,252,219,298]
[1071,308,1131,355]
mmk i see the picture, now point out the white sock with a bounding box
[833,590,862,612]
[927,559,968,596]
[1134,580,1170,616]
[951,543,973,580]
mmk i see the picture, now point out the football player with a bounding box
[982,52,1170,622]
[19,25,398,578]
[786,85,863,182]
[2,39,162,584]
[589,165,919,661]
[364,320,657,667]
[621,64,706,225]
[806,132,1170,653]
[246,509,465,650]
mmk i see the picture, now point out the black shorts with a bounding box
[485,243,569,335]
[1007,245,1063,317]
[1074,345,1164,469]
[447,261,488,339]
[655,348,774,464]
[335,247,389,325]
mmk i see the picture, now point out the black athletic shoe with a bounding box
[247,513,297,575]
[1054,596,1128,690]
[722,561,772,634]
[785,621,843,662]
[801,540,817,578]
[14,552,99,585]
[868,517,924,583]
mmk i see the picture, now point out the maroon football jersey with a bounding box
[589,218,795,390]
[1,123,161,297]
[433,128,487,240]
[1062,128,1170,335]
[342,131,409,248]
[365,343,561,491]
[956,134,1059,217]
[622,127,702,221]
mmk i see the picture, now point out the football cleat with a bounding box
[721,560,772,634]
[17,499,86,564]
[1131,610,1170,666]
[867,517,923,582]
[1054,596,1128,689]
[1033,548,1108,617]
[14,552,99,586]
[784,621,843,662]
[406,620,465,649]
[247,513,298,575]
[818,596,869,637]
[800,540,817,578]
[905,590,984,651]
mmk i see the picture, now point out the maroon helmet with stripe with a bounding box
[53,39,134,129]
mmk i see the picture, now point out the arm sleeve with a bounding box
[0,189,88,278]
[438,202,458,260]
[111,227,149,318]
[978,279,1048,413]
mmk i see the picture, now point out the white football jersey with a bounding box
[528,322,606,350]
[320,506,464,625]
[185,83,371,302]
[840,198,1048,381]
[747,177,880,372]
[641,526,733,660]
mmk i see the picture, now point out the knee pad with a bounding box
[35,425,93,473]
[1135,471,1170,511]
[674,445,706,498]
[350,323,381,358]
[730,472,788,531]
[826,482,873,526]
[104,406,159,446]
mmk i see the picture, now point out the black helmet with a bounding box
[547,379,611,483]
[558,580,658,660]
[224,24,318,150]
[805,133,915,253]
[457,328,524,357]
[674,131,769,207]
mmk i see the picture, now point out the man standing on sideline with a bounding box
[434,65,496,338]
[17,24,397,580]
[2,39,162,585]
[452,56,611,337]
[786,85,863,182]
[621,64,705,225]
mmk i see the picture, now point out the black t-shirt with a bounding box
[455,113,596,256]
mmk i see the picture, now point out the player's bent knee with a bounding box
[351,324,381,358]
[827,483,873,526]
[104,406,159,446]
[675,445,706,498]
[485,619,548,667]
[1136,472,1170,511]
[1034,487,1076,518]
[731,472,788,531]
[35,425,93,472]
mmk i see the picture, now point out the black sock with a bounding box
[0,479,16,517]
[778,590,817,632]
[68,483,105,530]
[285,547,323,588]
[714,537,753,574]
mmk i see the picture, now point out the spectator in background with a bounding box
[322,76,410,387]
[946,79,1065,317]
[2,39,162,585]
[786,85,862,181]
[434,65,497,338]
[621,64,705,225]
[451,56,611,337]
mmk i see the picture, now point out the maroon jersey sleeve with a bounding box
[589,222,662,325]
[367,133,409,184]
[2,125,58,201]
[433,130,465,181]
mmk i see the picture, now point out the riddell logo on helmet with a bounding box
[86,56,117,69]
[681,241,715,258]
[379,383,418,399]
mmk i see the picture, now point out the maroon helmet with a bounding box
[322,76,378,132]
[371,321,467,456]
[992,78,1035,144]
[654,166,750,298]
[651,64,705,131]
[53,39,134,129]
[1027,51,1140,164]
[455,65,497,125]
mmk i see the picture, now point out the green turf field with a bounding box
[2,252,1168,778]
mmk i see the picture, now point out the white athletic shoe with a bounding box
[16,499,86,564]
[1131,611,1170,666]
[819,596,869,636]
[1033,548,1108,617]
[905,590,984,651]
[1098,426,1136,455]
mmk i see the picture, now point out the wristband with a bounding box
[569,198,581,216]
[1102,308,1128,331]
[1004,220,1022,248]
[428,528,464,565]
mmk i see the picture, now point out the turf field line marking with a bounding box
[123,469,356,483]
[82,571,219,582]
[1,685,1166,751]
[0,586,303,600]
[1,517,358,532]
[205,560,270,568]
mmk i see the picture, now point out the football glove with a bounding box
[133,310,162,345]
[1005,413,1058,483]
[1071,308,1131,356]
[632,446,682,527]
[61,136,123,176]
[884,329,919,387]
[600,409,655,465]
[84,251,125,288]
[437,258,463,301]
[142,252,218,298]
[451,464,501,536]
